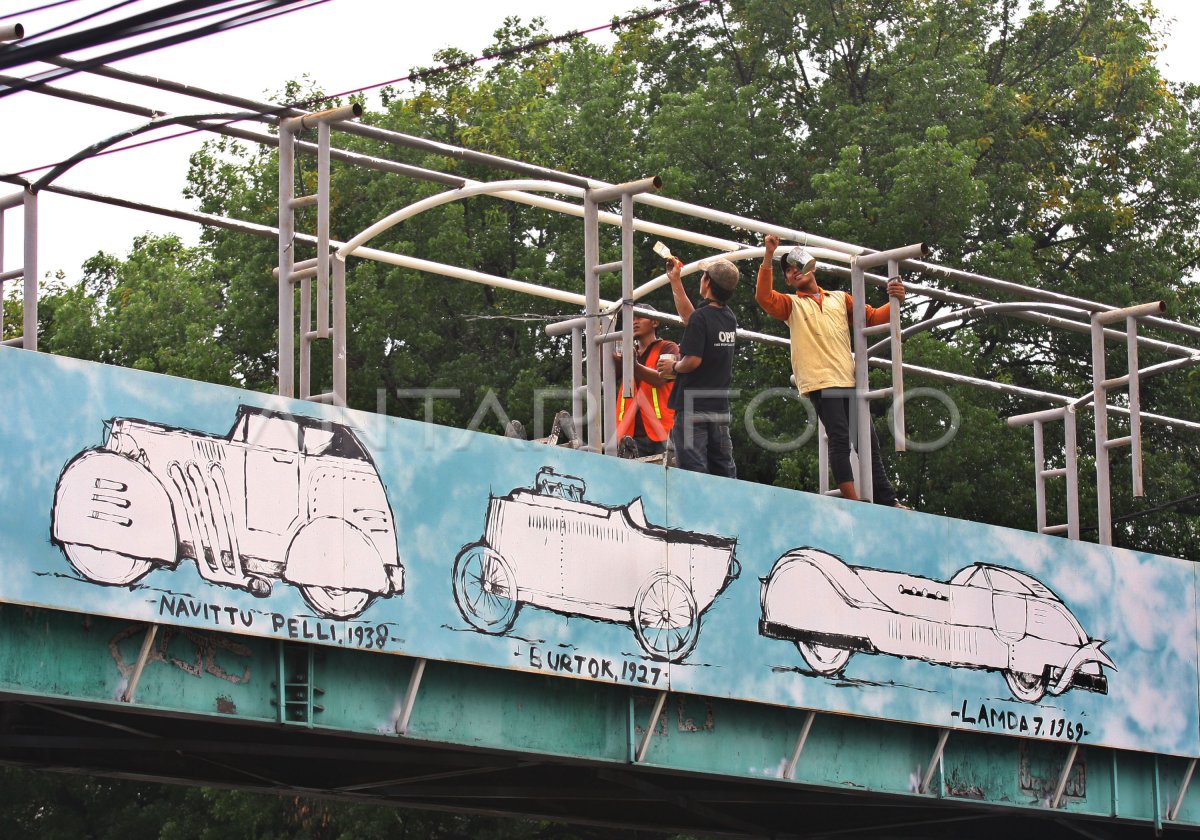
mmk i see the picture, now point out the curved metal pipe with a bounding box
[337,179,587,258]
[31,110,273,191]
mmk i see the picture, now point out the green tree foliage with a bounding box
[0,768,658,840]
[32,1,1200,543]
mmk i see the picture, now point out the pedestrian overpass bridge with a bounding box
[0,346,1197,840]
[3,75,1200,836]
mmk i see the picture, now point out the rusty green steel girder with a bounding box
[0,602,1195,839]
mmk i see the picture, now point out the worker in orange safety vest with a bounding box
[613,306,678,458]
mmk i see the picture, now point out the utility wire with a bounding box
[0,0,85,22]
[7,0,709,178]
[0,0,317,75]
[2,0,329,93]
[1078,491,1200,533]
[17,0,140,42]
[375,0,710,93]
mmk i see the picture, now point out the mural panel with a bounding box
[1,348,1196,756]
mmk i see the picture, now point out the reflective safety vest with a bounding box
[615,339,676,442]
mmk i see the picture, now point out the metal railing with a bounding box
[0,188,36,350]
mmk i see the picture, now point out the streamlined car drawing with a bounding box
[51,406,403,619]
[454,467,738,662]
[759,548,1114,702]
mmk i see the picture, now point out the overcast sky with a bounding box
[1,0,1198,283]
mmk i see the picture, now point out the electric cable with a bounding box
[0,0,316,75]
[6,0,709,179]
[1079,491,1200,533]
[16,0,140,42]
[0,0,86,22]
[2,0,329,94]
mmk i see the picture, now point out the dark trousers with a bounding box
[670,412,736,478]
[810,389,897,506]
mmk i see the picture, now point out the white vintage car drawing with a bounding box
[453,467,739,663]
[51,406,404,619]
[759,548,1114,702]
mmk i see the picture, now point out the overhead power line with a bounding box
[0,0,85,22]
[5,0,711,180]
[0,0,325,78]
[18,0,141,42]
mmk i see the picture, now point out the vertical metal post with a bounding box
[1090,314,1111,545]
[620,193,635,402]
[332,255,347,406]
[1111,750,1120,817]
[317,121,331,337]
[818,420,829,496]
[1154,755,1163,833]
[0,206,5,340]
[571,326,584,438]
[582,193,602,453]
[850,258,873,501]
[602,314,618,454]
[299,267,312,399]
[1065,407,1080,540]
[1033,420,1047,534]
[584,177,661,455]
[1127,317,1143,497]
[888,258,905,451]
[278,123,296,398]
[22,189,36,351]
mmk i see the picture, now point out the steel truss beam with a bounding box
[0,605,1195,839]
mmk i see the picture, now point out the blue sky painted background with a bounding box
[1,348,1196,758]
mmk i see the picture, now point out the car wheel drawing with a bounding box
[453,542,520,634]
[795,641,853,676]
[759,547,1115,702]
[632,571,700,662]
[62,544,157,587]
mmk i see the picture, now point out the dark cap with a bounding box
[700,257,740,292]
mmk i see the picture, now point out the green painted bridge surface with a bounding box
[0,603,1194,839]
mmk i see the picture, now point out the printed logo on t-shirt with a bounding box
[717,330,736,345]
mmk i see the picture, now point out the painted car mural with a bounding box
[759,548,1115,702]
[50,406,404,619]
[454,467,738,662]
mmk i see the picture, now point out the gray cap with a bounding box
[784,247,817,274]
[700,257,740,292]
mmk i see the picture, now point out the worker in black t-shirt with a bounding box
[656,256,739,477]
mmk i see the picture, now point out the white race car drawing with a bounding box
[759,548,1114,702]
[51,406,404,619]
[454,467,739,663]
